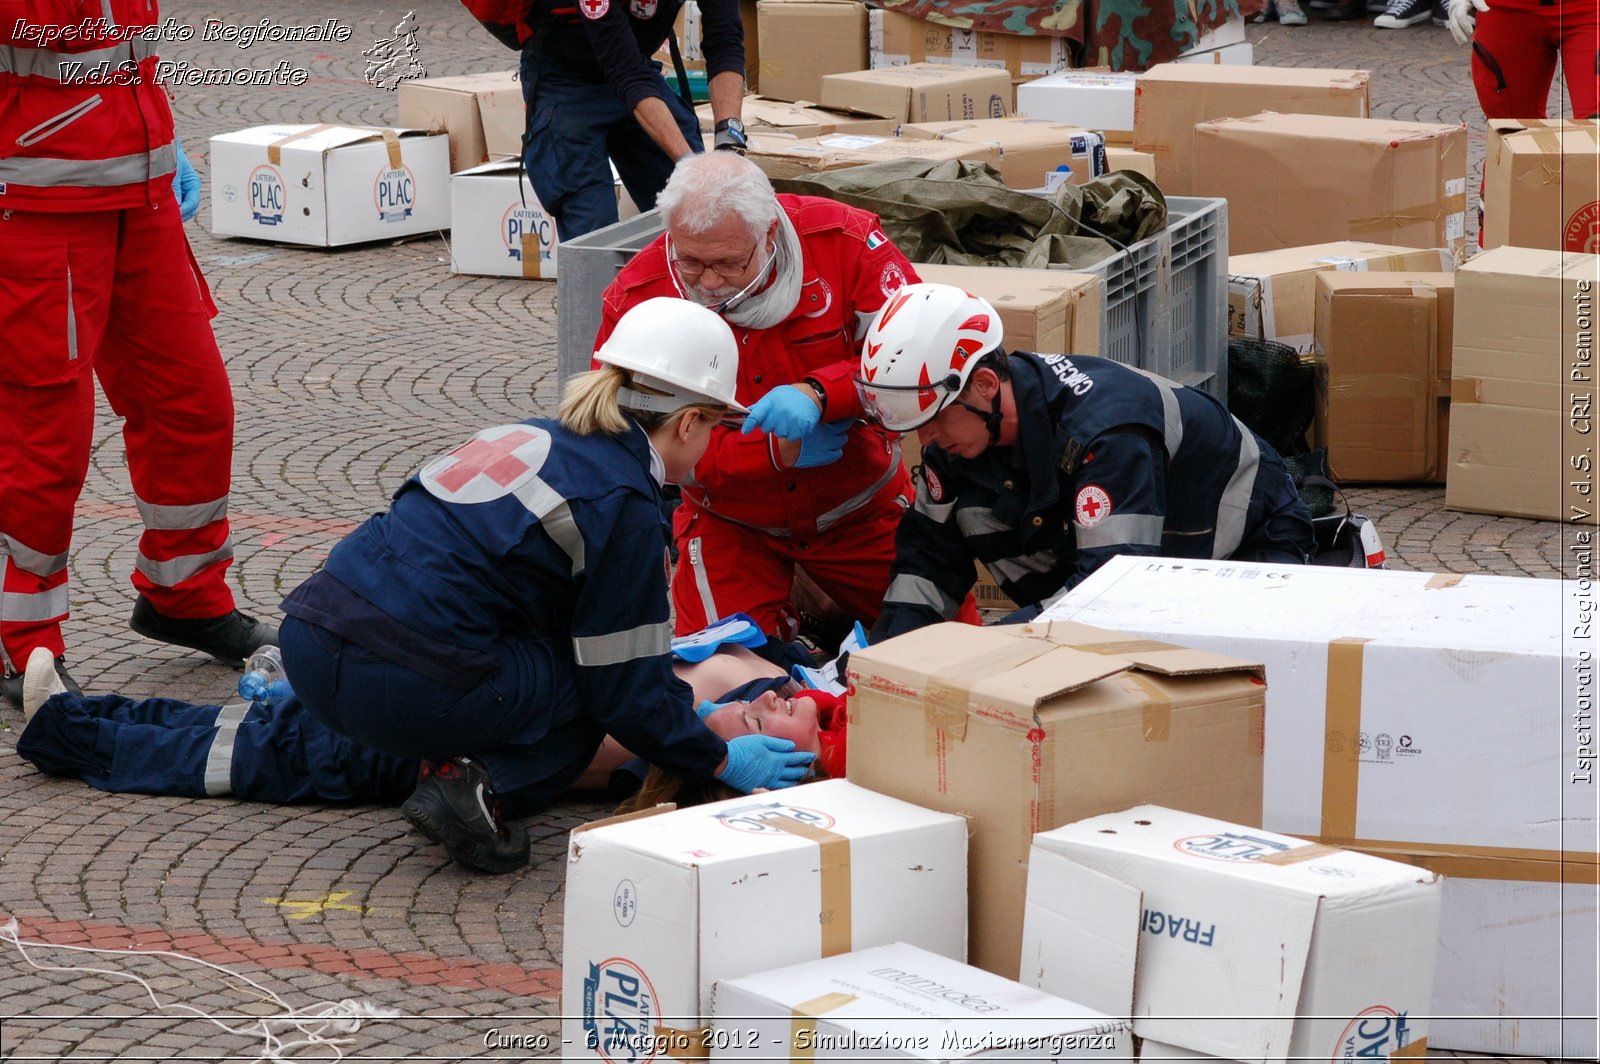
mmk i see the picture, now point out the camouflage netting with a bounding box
[876,0,1265,72]
[771,161,1167,270]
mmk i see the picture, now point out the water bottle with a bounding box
[238,645,291,703]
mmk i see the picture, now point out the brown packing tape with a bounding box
[1425,573,1463,589]
[653,1026,712,1062]
[266,123,340,165]
[768,816,853,958]
[924,680,971,742]
[1255,842,1344,866]
[521,232,544,279]
[1308,834,1600,884]
[1393,1037,1428,1059]
[1451,377,1483,404]
[1067,638,1184,656]
[1123,671,1172,742]
[380,128,404,170]
[789,991,858,1063]
[1320,638,1371,841]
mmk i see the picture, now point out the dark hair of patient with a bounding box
[616,767,736,814]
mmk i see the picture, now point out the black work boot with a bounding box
[1,652,81,712]
[129,594,278,663]
[401,757,530,874]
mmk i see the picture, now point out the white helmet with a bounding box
[596,297,749,414]
[857,282,1004,432]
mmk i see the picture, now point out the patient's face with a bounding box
[703,690,823,755]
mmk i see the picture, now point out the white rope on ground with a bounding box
[0,917,399,1062]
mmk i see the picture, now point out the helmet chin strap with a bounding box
[954,397,1003,445]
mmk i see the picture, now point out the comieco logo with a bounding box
[582,957,658,1064]
[373,164,417,223]
[248,164,285,225]
[1333,1006,1411,1062]
[713,801,836,834]
[868,967,1002,1013]
[1173,832,1293,863]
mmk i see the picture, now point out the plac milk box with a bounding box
[1040,557,1599,1058]
[561,780,967,1063]
[210,124,449,246]
[711,942,1132,1061]
[449,159,638,279]
[1020,805,1442,1063]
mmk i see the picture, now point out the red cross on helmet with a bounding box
[856,282,1003,432]
[596,297,749,414]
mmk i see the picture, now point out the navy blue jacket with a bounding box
[529,0,744,111]
[283,418,727,780]
[877,351,1307,637]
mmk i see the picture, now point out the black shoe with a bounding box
[1375,0,1430,27]
[1,654,81,711]
[129,594,278,663]
[401,757,529,874]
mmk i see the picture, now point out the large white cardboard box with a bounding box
[1041,557,1600,1058]
[210,124,449,246]
[1016,72,1138,139]
[1021,805,1441,1063]
[562,780,967,1062]
[711,942,1132,1061]
[449,160,637,279]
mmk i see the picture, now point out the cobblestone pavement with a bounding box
[0,2,1586,1060]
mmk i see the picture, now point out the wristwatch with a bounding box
[714,117,749,155]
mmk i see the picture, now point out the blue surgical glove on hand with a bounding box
[716,734,817,792]
[172,137,201,222]
[742,384,823,440]
[794,419,852,469]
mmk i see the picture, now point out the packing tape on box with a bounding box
[768,816,853,957]
[1066,638,1185,656]
[1305,834,1599,884]
[1122,671,1172,742]
[521,232,546,280]
[922,638,1060,746]
[1450,377,1482,404]
[266,123,340,164]
[652,1025,712,1062]
[1255,842,1345,866]
[266,125,406,168]
[1425,573,1463,589]
[1320,637,1371,841]
[789,991,858,1062]
[1394,1037,1429,1058]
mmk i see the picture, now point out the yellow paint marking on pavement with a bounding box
[262,891,369,920]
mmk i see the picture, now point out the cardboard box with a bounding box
[1105,145,1155,179]
[1482,117,1600,252]
[210,124,450,246]
[1133,65,1370,196]
[1016,71,1138,143]
[747,132,1000,181]
[561,780,967,1059]
[1227,241,1454,352]
[711,942,1133,1061]
[900,117,1104,189]
[869,8,1069,84]
[755,0,867,104]
[1447,244,1600,521]
[1172,40,1253,65]
[1022,806,1442,1063]
[696,96,896,140]
[845,621,1266,978]
[449,160,636,279]
[1042,556,1600,1058]
[1313,271,1454,483]
[1194,112,1466,258]
[821,63,1011,124]
[397,70,523,173]
[913,262,1101,356]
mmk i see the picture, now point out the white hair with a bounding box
[657,153,781,242]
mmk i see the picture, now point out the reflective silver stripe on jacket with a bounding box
[1076,513,1166,550]
[1212,429,1261,559]
[203,703,253,797]
[0,36,153,80]
[986,549,1060,584]
[0,142,176,187]
[0,585,70,623]
[136,544,234,587]
[0,534,70,578]
[955,505,1010,539]
[883,573,960,619]
[507,476,586,576]
[135,495,229,531]
[573,620,673,667]
[701,438,904,538]
[687,536,719,626]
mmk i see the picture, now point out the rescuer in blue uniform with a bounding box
[64,298,813,874]
[858,284,1315,640]
[516,0,749,241]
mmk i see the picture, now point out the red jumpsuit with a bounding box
[0,1,240,669]
[1472,0,1599,118]
[595,195,919,637]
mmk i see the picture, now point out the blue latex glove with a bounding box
[716,734,817,792]
[742,384,823,440]
[794,419,852,469]
[172,137,201,222]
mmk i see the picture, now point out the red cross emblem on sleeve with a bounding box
[420,425,552,504]
[1075,484,1112,527]
[580,0,611,19]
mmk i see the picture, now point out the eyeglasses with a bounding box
[669,238,764,279]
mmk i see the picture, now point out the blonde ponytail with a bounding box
[558,367,632,435]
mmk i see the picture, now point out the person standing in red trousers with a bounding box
[1448,0,1599,120]
[0,1,276,705]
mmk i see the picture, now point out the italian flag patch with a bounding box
[866,229,887,250]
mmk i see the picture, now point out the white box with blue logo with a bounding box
[1020,805,1442,1063]
[449,159,636,280]
[209,124,450,246]
[710,941,1132,1061]
[561,779,967,1063]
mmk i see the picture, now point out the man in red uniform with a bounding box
[0,1,276,704]
[1448,0,1598,120]
[593,153,919,639]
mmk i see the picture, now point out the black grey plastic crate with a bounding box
[555,196,1228,401]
